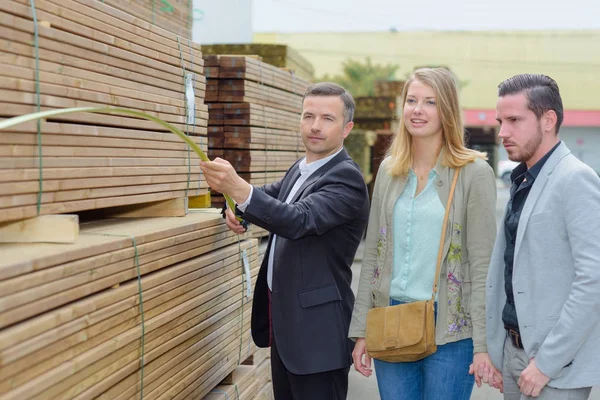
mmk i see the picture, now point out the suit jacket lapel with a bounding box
[290,148,350,204]
[279,160,302,201]
[514,142,571,260]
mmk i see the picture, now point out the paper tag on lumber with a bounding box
[242,249,252,299]
[185,72,196,125]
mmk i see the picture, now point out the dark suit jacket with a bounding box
[240,148,369,375]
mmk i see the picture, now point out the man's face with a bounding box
[300,96,353,163]
[496,93,544,164]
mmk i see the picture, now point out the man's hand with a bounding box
[224,207,247,235]
[469,352,503,393]
[518,358,550,397]
[352,338,373,378]
[199,158,251,204]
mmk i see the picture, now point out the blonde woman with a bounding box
[349,68,499,399]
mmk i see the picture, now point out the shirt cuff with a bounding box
[235,185,253,212]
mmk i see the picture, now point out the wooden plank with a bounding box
[0,119,207,144]
[241,348,269,367]
[0,132,207,151]
[0,155,203,169]
[253,383,274,400]
[107,197,189,218]
[0,90,208,127]
[0,144,203,159]
[0,175,202,196]
[0,166,203,183]
[0,181,203,208]
[0,214,78,243]
[221,364,256,385]
[0,189,204,232]
[0,103,208,134]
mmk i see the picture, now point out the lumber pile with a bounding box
[0,0,208,224]
[0,210,264,399]
[201,44,315,81]
[204,55,310,239]
[99,0,193,39]
[374,80,405,97]
[345,130,377,186]
[203,347,272,400]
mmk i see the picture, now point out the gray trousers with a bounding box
[502,337,591,400]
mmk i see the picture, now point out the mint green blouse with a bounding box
[390,169,445,301]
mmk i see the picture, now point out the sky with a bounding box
[252,0,600,32]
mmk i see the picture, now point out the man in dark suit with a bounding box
[200,82,369,400]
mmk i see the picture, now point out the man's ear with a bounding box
[343,121,354,139]
[542,110,558,134]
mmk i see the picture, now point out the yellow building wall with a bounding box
[254,31,600,110]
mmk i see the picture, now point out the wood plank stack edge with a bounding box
[1,1,276,399]
[1,0,208,223]
[204,54,311,239]
[0,210,269,399]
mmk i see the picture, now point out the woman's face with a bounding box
[403,80,443,140]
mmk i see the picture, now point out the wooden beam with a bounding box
[107,197,188,218]
[0,215,78,243]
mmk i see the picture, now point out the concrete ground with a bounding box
[347,180,599,399]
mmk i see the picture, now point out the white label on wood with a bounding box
[242,249,252,299]
[185,73,196,125]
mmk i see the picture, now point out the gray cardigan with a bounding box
[349,155,497,353]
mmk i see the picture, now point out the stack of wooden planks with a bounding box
[98,0,193,40]
[374,80,405,97]
[203,347,272,400]
[204,55,310,239]
[201,44,315,81]
[0,210,263,399]
[0,0,208,224]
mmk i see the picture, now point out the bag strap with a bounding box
[431,168,460,300]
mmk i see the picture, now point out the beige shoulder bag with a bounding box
[365,168,460,362]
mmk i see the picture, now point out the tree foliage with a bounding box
[319,57,400,97]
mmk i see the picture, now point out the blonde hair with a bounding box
[386,68,487,177]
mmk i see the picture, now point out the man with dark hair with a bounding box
[200,82,369,400]
[482,73,600,399]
